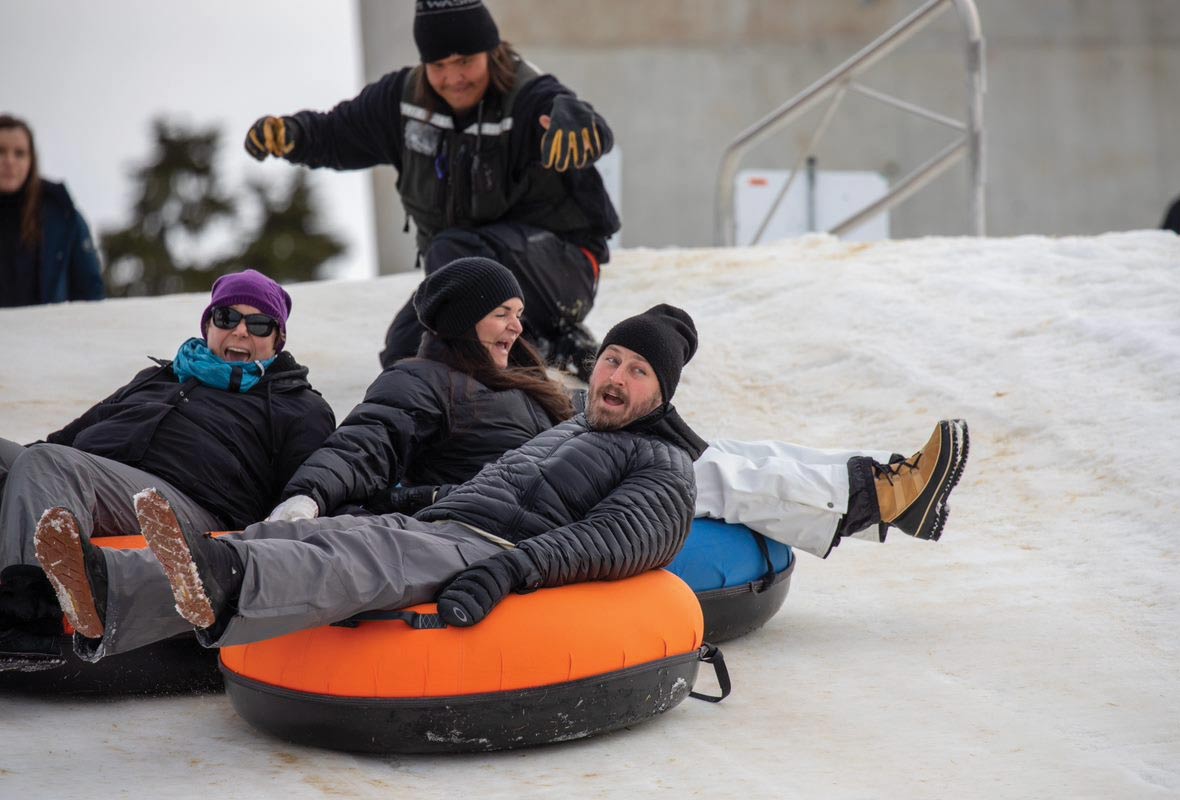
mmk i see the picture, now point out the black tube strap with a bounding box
[752,531,778,590]
[331,610,447,630]
[689,643,731,702]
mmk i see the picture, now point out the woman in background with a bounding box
[0,114,104,307]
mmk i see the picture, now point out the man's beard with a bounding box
[585,403,624,431]
[585,387,660,431]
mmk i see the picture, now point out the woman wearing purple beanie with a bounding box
[0,269,335,664]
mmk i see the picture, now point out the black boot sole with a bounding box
[896,420,970,541]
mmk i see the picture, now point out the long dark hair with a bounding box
[0,114,41,249]
[418,328,574,425]
[411,41,520,115]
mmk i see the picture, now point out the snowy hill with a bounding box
[1,232,1178,799]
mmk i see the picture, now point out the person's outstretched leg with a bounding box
[695,420,970,556]
[34,502,216,662]
[1,443,221,569]
[694,439,895,557]
[136,489,243,632]
[137,489,502,649]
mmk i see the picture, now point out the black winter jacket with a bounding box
[282,357,552,514]
[285,64,619,262]
[46,351,335,529]
[418,412,700,590]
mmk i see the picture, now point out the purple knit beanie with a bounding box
[200,269,292,351]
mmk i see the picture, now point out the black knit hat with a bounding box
[414,0,501,63]
[598,304,698,403]
[414,257,523,338]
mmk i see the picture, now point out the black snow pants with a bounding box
[379,222,598,369]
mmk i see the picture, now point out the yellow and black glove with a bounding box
[244,116,299,161]
[540,96,605,173]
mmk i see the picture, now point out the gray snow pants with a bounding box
[0,439,222,570]
[77,512,504,661]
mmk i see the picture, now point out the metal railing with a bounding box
[715,0,985,245]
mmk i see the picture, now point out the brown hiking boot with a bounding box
[33,508,105,639]
[874,420,969,541]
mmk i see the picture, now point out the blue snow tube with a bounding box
[667,518,795,642]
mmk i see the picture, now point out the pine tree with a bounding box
[101,117,347,297]
[227,171,346,283]
[100,119,237,296]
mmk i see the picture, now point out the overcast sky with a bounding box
[1,0,376,280]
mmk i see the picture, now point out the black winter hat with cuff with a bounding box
[414,0,501,63]
[598,304,698,404]
[414,257,522,338]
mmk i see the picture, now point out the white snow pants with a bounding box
[694,439,893,558]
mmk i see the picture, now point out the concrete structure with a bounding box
[359,0,1180,272]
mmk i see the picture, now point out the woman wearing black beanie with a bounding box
[268,257,574,521]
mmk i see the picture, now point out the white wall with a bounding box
[0,0,376,279]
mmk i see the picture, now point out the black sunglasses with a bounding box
[210,306,279,337]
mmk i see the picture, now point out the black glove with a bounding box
[244,115,300,161]
[540,96,605,172]
[436,549,537,627]
[364,484,439,516]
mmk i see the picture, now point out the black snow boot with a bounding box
[135,489,244,631]
[33,508,108,640]
[0,564,62,631]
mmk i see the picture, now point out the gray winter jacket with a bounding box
[418,412,699,589]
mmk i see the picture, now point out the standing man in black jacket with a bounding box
[35,305,702,661]
[244,0,619,377]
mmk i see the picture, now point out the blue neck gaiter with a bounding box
[172,337,276,393]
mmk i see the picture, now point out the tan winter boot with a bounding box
[875,420,969,541]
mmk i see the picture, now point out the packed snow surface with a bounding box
[1,232,1178,798]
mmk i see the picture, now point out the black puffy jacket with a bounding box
[46,351,335,529]
[281,357,553,514]
[286,64,619,263]
[418,413,699,589]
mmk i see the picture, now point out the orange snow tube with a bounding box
[219,570,727,753]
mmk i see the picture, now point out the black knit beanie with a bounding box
[598,304,698,403]
[414,0,501,63]
[414,257,523,338]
